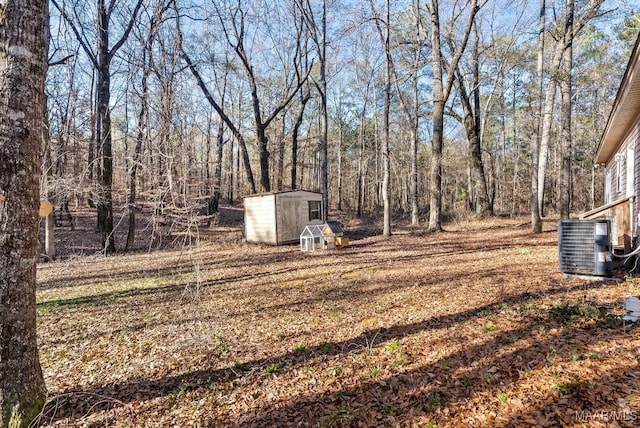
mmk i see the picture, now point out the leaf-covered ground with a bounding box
[34,209,640,427]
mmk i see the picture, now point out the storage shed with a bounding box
[244,190,323,245]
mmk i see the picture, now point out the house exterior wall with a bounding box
[244,190,323,245]
[634,121,640,228]
[591,34,640,252]
[600,121,640,249]
[604,123,640,203]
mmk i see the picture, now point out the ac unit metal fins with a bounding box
[558,219,611,276]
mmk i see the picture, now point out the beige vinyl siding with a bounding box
[602,123,640,247]
[632,122,640,235]
[606,127,640,203]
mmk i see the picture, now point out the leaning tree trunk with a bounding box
[0,0,48,425]
[453,64,490,217]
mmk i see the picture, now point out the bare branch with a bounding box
[49,54,74,67]
[50,0,98,67]
[109,0,146,59]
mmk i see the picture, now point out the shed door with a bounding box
[278,197,303,243]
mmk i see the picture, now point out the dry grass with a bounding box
[34,211,640,427]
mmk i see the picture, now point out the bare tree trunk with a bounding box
[357,112,365,218]
[227,136,234,203]
[95,0,115,252]
[429,97,445,232]
[410,46,420,225]
[294,0,328,219]
[427,0,478,231]
[530,0,545,233]
[291,88,310,190]
[537,0,603,222]
[277,115,286,191]
[126,20,153,251]
[537,66,558,219]
[337,115,344,210]
[209,121,224,217]
[381,0,391,236]
[126,1,173,249]
[453,47,491,217]
[254,93,271,192]
[410,116,419,225]
[42,95,57,260]
[0,0,48,424]
[53,0,143,253]
[559,0,574,219]
[87,71,96,187]
[370,0,392,236]
[470,26,491,216]
[388,0,424,226]
[236,128,256,194]
[318,0,329,221]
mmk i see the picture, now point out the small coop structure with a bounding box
[244,190,323,245]
[300,221,349,251]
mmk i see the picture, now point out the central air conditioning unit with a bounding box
[558,219,612,276]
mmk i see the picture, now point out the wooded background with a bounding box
[44,0,640,253]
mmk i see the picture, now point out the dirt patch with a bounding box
[34,212,640,427]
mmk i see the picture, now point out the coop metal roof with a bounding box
[324,221,344,233]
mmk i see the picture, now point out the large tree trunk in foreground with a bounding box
[0,0,48,425]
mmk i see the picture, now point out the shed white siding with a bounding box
[244,191,323,245]
[245,193,277,244]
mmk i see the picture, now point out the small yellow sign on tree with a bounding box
[39,200,52,218]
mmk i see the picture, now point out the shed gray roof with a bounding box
[244,190,322,198]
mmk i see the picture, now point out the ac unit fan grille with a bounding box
[558,220,610,276]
